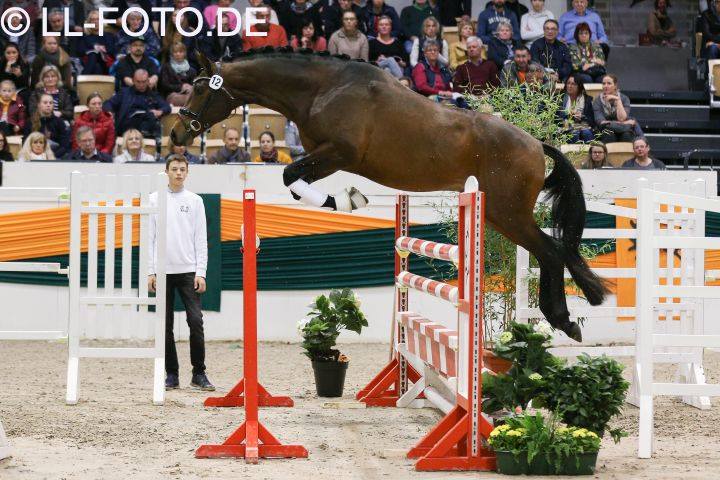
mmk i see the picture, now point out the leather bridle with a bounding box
[178,61,236,133]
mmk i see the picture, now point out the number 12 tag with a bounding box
[209,75,223,90]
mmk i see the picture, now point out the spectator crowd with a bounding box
[0,0,714,170]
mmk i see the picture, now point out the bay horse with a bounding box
[170,48,608,341]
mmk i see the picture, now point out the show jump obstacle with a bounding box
[357,177,496,472]
[195,190,307,463]
[66,172,168,406]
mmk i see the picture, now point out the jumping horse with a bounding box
[170,48,608,341]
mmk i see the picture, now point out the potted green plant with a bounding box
[297,288,368,397]
[538,354,630,442]
[488,411,601,475]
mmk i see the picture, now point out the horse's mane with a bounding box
[229,46,380,69]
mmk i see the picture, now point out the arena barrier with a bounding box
[516,179,712,411]
[65,172,168,406]
[0,419,9,460]
[195,190,307,463]
[0,187,69,340]
[636,181,720,458]
[357,177,496,472]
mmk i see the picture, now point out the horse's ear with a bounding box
[195,50,214,76]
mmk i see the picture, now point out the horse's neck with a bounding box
[226,58,325,123]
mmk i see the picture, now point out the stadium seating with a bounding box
[76,75,115,104]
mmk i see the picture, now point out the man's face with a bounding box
[78,132,96,155]
[572,0,587,14]
[133,72,149,91]
[338,0,352,10]
[167,161,188,187]
[514,50,530,68]
[543,22,558,42]
[130,41,145,57]
[225,130,240,151]
[633,141,649,158]
[467,42,482,60]
[49,13,64,31]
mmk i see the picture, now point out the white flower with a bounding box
[528,373,542,382]
[352,292,361,309]
[534,321,554,338]
[296,318,309,335]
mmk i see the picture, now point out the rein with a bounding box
[178,61,236,132]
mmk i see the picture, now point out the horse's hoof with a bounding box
[562,322,583,342]
[348,187,368,209]
[333,190,353,213]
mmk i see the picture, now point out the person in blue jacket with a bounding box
[103,69,171,139]
[477,0,521,44]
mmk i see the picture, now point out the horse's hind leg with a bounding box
[503,220,583,342]
[282,144,367,212]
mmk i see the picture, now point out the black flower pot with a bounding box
[311,360,349,397]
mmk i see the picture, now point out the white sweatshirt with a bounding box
[520,9,555,46]
[148,188,208,278]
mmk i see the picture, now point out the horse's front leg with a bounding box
[282,144,367,212]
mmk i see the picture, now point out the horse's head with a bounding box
[170,52,238,146]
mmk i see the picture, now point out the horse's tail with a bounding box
[542,143,609,306]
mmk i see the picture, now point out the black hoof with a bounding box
[562,322,583,342]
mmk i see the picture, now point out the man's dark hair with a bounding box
[165,154,189,170]
[543,19,559,29]
[513,45,530,54]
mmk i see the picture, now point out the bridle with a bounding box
[178,61,236,133]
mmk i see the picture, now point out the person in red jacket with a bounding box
[242,7,289,50]
[72,92,115,154]
[0,80,25,135]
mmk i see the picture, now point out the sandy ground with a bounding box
[1,341,719,480]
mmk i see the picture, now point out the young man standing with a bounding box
[149,155,214,391]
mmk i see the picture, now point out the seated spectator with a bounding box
[0,80,25,135]
[41,8,78,57]
[207,127,250,163]
[248,0,281,27]
[69,126,112,162]
[411,40,453,97]
[647,0,678,46]
[489,21,521,71]
[621,137,666,169]
[369,16,408,78]
[253,131,293,164]
[448,20,476,70]
[199,14,244,61]
[522,62,553,93]
[76,9,117,75]
[701,0,720,59]
[160,42,197,107]
[17,132,55,161]
[0,131,13,161]
[72,92,115,155]
[558,74,596,143]
[27,65,75,123]
[165,143,200,164]
[580,142,608,169]
[410,17,449,67]
[30,36,73,91]
[285,120,305,161]
[277,0,324,43]
[115,11,161,59]
[499,45,531,86]
[362,0,401,39]
[569,22,606,83]
[291,20,328,51]
[43,0,86,33]
[0,14,36,62]
[477,0,521,45]
[25,93,70,158]
[520,0,554,47]
[160,8,198,65]
[113,129,155,163]
[452,37,499,95]
[400,0,435,52]
[0,43,31,92]
[530,20,572,82]
[593,74,642,143]
[328,11,369,60]
[115,37,160,90]
[203,0,241,32]
[243,7,289,50]
[559,0,609,59]
[103,69,171,138]
[324,0,366,40]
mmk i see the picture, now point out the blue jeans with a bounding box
[707,44,720,59]
[569,128,594,143]
[377,57,403,78]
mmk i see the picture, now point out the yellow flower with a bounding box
[586,431,599,438]
[490,430,500,437]
[516,428,527,434]
[507,430,522,437]
[572,430,586,438]
[557,427,569,434]
[496,424,511,432]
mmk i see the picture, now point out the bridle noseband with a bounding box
[178,61,236,132]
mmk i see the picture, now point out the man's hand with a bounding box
[149,76,159,88]
[148,274,156,292]
[194,276,206,293]
[151,109,162,118]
